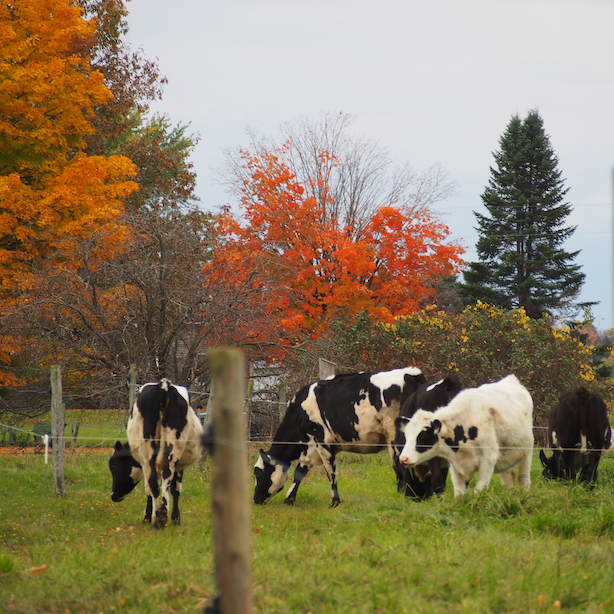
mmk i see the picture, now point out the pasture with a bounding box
[2,429,614,614]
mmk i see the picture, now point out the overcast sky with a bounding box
[126,0,613,330]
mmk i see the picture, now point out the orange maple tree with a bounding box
[0,0,138,385]
[209,144,465,344]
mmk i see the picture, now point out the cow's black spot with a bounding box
[468,426,478,440]
[382,384,401,408]
[445,424,469,451]
[416,424,439,453]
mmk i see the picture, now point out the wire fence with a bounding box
[1,419,609,456]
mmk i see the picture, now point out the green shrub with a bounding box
[330,302,613,428]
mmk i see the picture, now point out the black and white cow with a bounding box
[394,375,462,499]
[109,379,203,528]
[539,387,612,483]
[397,374,533,498]
[254,366,425,507]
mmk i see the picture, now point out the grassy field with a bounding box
[1,443,614,614]
[0,409,129,449]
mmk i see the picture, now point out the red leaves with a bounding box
[211,144,465,345]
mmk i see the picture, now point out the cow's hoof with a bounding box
[172,518,181,526]
[331,499,340,508]
[283,499,295,507]
[153,510,168,529]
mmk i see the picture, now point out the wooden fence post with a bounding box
[128,364,137,414]
[319,357,336,380]
[50,365,65,497]
[278,378,286,423]
[208,347,252,614]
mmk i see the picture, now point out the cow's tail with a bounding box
[155,378,172,457]
[577,386,590,454]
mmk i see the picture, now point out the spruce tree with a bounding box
[461,110,585,318]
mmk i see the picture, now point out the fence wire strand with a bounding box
[1,421,609,455]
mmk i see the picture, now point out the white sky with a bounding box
[126,0,613,331]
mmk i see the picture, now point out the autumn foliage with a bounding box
[327,302,612,432]
[0,0,137,386]
[209,144,464,343]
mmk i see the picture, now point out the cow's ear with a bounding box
[395,416,410,429]
[259,449,272,465]
[432,419,442,433]
[114,441,124,452]
[539,449,548,466]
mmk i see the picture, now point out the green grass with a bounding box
[1,450,614,613]
[0,409,128,448]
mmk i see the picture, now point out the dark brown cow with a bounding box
[540,387,612,483]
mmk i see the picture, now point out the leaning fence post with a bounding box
[278,378,286,423]
[208,347,252,614]
[50,365,65,497]
[128,364,137,414]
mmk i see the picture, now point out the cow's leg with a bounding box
[170,470,184,525]
[283,462,311,506]
[429,457,446,495]
[562,450,577,481]
[317,446,340,507]
[499,470,515,487]
[438,463,450,495]
[516,451,532,490]
[143,448,160,524]
[581,451,600,484]
[474,459,496,493]
[154,443,177,529]
[144,495,153,523]
[448,465,467,499]
[554,451,567,480]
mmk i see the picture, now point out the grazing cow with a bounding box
[254,366,425,507]
[394,375,462,499]
[397,375,533,498]
[109,379,203,527]
[539,387,612,483]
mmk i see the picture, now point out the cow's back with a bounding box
[127,381,202,469]
[549,387,611,451]
[436,375,533,452]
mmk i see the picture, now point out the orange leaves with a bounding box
[362,205,465,316]
[0,0,111,178]
[0,0,138,277]
[215,143,465,341]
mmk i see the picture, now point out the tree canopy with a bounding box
[215,118,465,343]
[461,110,585,319]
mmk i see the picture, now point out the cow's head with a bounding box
[539,449,562,480]
[109,441,144,502]
[253,450,290,504]
[396,411,442,467]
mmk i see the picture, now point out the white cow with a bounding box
[397,374,533,498]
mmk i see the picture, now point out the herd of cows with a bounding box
[109,368,613,527]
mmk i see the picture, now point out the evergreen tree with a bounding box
[461,110,585,318]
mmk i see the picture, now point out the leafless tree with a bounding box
[0,206,277,414]
[219,111,457,242]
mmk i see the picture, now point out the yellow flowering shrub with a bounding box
[331,303,612,427]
